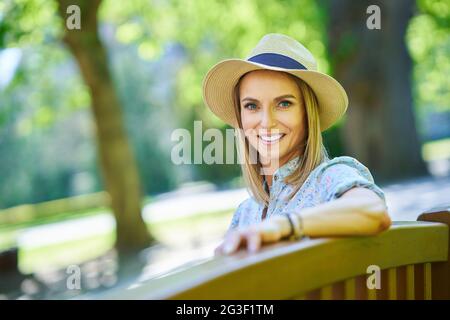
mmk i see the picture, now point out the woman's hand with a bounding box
[214,215,291,255]
[214,188,391,256]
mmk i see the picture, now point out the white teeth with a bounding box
[259,134,284,142]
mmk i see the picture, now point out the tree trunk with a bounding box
[326,0,427,181]
[56,0,153,252]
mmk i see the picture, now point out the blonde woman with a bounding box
[202,34,391,255]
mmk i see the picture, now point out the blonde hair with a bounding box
[233,72,328,206]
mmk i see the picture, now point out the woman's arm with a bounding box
[299,187,391,237]
[215,187,391,255]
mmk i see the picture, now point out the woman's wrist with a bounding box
[269,215,291,238]
[268,214,305,240]
[286,212,305,239]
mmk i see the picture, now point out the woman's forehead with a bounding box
[239,70,300,97]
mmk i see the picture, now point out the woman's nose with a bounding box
[260,107,276,128]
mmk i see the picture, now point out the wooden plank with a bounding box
[320,285,333,300]
[332,280,345,300]
[305,289,320,300]
[417,207,450,300]
[388,268,397,300]
[367,286,377,300]
[414,263,424,300]
[377,268,389,300]
[406,265,415,300]
[354,275,367,300]
[424,263,432,300]
[397,265,407,300]
[344,278,356,300]
[292,293,306,300]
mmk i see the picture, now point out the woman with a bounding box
[202,33,391,255]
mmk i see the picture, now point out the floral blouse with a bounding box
[227,156,385,232]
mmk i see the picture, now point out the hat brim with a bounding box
[202,59,348,131]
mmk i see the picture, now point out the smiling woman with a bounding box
[202,33,391,255]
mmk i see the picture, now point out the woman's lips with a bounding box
[258,133,286,145]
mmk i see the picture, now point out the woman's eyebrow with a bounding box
[273,94,297,102]
[241,94,297,103]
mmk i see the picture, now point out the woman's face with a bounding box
[239,70,307,168]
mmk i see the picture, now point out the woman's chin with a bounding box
[258,151,288,166]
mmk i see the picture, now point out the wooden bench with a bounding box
[103,207,449,300]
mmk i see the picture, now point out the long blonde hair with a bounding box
[233,72,328,206]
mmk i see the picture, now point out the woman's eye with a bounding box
[244,103,257,110]
[278,100,291,108]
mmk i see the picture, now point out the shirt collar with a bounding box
[263,155,301,191]
[274,155,301,180]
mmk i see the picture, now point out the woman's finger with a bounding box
[222,231,242,255]
[219,221,280,255]
[216,231,237,255]
[240,226,262,253]
[214,242,225,256]
[246,229,262,253]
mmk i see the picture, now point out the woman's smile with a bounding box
[258,132,286,145]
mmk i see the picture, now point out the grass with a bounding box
[0,206,109,233]
[422,138,450,161]
[19,232,115,274]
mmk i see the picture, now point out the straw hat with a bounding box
[202,33,348,131]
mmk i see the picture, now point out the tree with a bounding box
[55,0,153,252]
[326,0,427,181]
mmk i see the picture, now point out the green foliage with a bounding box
[407,0,450,116]
[0,41,96,207]
[0,0,61,48]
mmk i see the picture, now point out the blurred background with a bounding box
[0,0,448,299]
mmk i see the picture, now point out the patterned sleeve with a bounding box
[316,156,385,202]
[226,200,245,233]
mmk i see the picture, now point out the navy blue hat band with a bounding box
[247,53,307,70]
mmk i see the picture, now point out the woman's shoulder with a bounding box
[304,156,384,201]
[312,156,375,182]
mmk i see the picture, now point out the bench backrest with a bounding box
[103,207,449,300]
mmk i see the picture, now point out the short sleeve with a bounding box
[226,201,244,233]
[316,156,385,202]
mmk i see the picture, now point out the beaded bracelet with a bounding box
[286,212,304,240]
[286,214,296,238]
